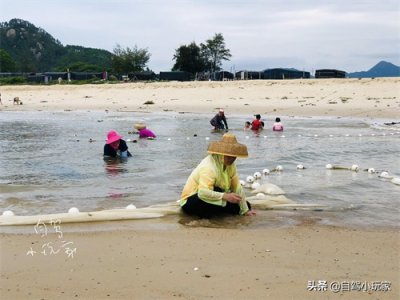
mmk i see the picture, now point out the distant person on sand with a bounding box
[272,117,284,131]
[104,130,132,158]
[134,122,156,139]
[251,114,263,131]
[210,108,229,131]
[180,133,255,218]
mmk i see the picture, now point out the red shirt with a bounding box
[251,119,262,131]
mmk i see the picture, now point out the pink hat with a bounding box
[106,130,122,144]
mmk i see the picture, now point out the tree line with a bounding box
[0,19,231,76]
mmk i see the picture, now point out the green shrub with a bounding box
[0,76,26,85]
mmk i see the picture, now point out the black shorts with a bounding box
[181,187,251,218]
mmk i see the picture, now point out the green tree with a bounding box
[111,44,151,74]
[172,42,206,74]
[200,33,232,72]
[0,49,16,72]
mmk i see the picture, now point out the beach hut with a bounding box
[70,72,103,80]
[262,68,310,80]
[159,71,191,81]
[129,71,156,81]
[235,70,263,80]
[210,71,234,81]
[315,69,346,78]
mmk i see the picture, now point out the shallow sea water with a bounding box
[0,111,399,232]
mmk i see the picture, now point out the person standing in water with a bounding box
[272,117,284,131]
[251,114,264,131]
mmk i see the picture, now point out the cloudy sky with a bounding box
[1,0,399,73]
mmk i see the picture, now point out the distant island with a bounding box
[347,61,400,78]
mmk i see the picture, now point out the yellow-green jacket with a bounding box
[180,154,249,215]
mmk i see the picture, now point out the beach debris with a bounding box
[13,97,23,105]
[253,172,262,179]
[68,207,80,214]
[193,267,199,271]
[281,135,285,138]
[205,137,210,140]
[296,164,305,170]
[246,176,255,183]
[89,138,95,143]
[167,138,172,141]
[126,204,137,210]
[251,183,286,195]
[2,210,15,216]
[262,169,270,175]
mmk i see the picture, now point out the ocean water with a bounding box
[0,111,399,231]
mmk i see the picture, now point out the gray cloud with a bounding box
[1,0,399,73]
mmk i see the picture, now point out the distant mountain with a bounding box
[348,61,400,78]
[0,18,112,72]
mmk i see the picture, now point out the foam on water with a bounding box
[0,111,399,231]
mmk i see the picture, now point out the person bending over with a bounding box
[180,133,255,218]
[210,108,229,131]
[104,130,132,158]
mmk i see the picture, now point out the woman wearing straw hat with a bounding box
[103,130,132,158]
[134,122,156,139]
[180,133,255,218]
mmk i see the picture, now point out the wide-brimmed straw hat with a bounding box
[134,122,146,130]
[207,133,248,158]
[106,130,122,144]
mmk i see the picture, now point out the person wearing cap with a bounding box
[251,114,263,131]
[104,130,132,158]
[210,108,229,131]
[180,133,255,218]
[272,117,284,131]
[134,122,156,139]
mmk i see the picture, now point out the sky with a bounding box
[1,0,399,73]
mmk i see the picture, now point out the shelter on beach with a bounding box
[262,68,310,80]
[315,69,346,78]
[159,71,191,81]
[128,71,156,81]
[235,70,263,80]
[210,71,234,81]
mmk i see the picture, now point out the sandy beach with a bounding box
[1,78,399,118]
[1,78,399,299]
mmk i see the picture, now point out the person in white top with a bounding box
[272,117,284,131]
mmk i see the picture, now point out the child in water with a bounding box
[272,117,284,131]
